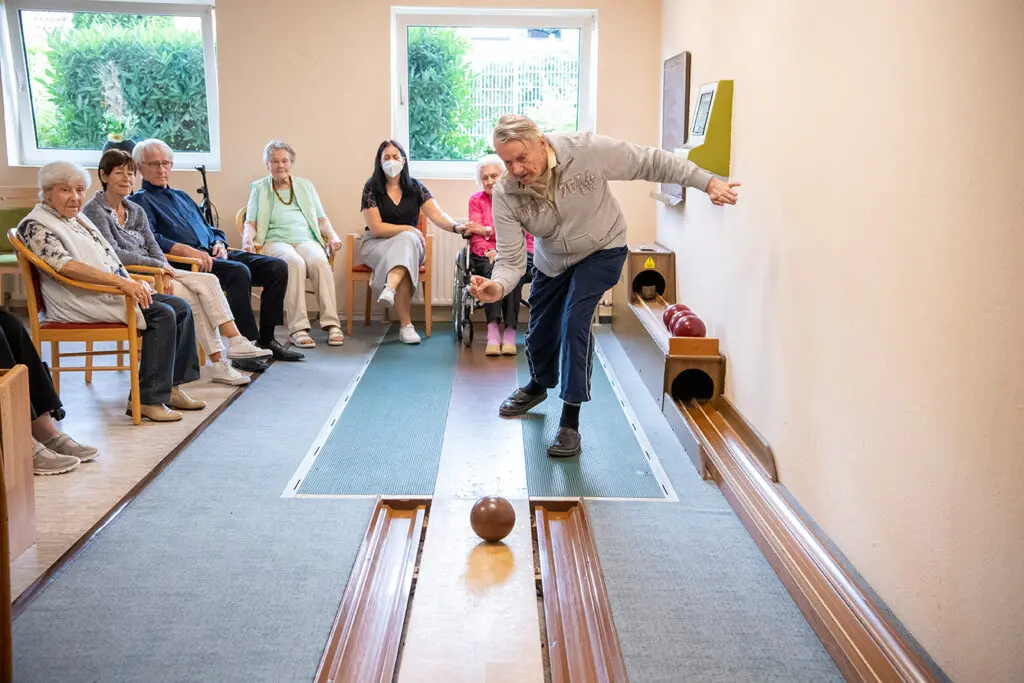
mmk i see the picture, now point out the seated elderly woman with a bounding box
[242,140,343,348]
[0,308,97,475]
[83,149,270,387]
[466,154,535,356]
[17,161,203,423]
[360,139,480,344]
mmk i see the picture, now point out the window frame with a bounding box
[0,0,221,168]
[392,6,597,181]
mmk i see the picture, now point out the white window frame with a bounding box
[392,6,597,180]
[0,0,220,168]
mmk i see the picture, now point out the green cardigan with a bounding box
[246,175,324,247]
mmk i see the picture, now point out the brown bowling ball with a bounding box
[470,496,516,542]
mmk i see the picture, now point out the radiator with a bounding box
[424,227,464,305]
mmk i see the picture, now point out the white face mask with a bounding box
[382,159,403,178]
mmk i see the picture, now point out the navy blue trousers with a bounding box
[525,246,627,404]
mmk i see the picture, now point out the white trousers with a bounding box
[171,269,233,357]
[261,240,340,332]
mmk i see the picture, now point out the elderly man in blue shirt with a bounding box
[130,138,303,362]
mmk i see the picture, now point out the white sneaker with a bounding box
[226,336,273,360]
[210,359,251,386]
[399,324,421,345]
[377,285,396,307]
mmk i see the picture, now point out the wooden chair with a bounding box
[345,212,432,336]
[9,229,146,425]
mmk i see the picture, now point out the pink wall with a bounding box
[659,1,1024,680]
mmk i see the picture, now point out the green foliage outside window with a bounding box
[407,27,489,161]
[31,15,209,152]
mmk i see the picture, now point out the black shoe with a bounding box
[262,339,304,362]
[498,388,547,417]
[232,358,271,373]
[546,427,581,458]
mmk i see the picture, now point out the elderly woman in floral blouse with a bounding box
[17,161,202,422]
[83,149,269,386]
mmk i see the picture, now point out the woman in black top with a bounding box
[359,140,480,344]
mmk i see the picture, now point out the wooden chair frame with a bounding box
[9,229,146,425]
[345,213,432,336]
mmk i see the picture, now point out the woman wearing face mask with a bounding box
[359,140,480,344]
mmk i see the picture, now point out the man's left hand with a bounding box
[327,234,342,255]
[705,177,741,206]
[212,242,228,259]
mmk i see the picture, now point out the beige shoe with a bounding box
[32,441,80,475]
[169,387,206,411]
[500,341,517,356]
[127,403,183,422]
[485,342,501,356]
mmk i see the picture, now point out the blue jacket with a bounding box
[130,180,228,254]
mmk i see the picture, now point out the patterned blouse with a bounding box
[18,203,129,278]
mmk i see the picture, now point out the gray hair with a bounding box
[263,140,296,165]
[131,138,173,164]
[475,154,504,187]
[493,114,543,145]
[37,161,91,201]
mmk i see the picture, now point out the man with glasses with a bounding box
[130,138,303,363]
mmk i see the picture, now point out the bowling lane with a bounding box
[396,343,544,683]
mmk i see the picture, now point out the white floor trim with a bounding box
[593,338,680,503]
[281,324,390,498]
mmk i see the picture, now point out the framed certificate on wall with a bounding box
[660,51,691,202]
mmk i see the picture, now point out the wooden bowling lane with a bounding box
[396,343,544,683]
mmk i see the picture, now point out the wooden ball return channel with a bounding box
[614,243,773,480]
[612,244,943,682]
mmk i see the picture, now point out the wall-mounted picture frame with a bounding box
[659,51,691,203]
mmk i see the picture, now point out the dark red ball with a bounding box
[663,304,692,328]
[671,314,706,337]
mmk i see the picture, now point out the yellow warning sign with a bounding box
[643,257,656,269]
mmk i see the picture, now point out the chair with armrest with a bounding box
[345,212,432,337]
[9,229,145,425]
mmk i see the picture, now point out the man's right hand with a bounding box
[469,274,503,303]
[184,246,214,272]
[118,278,153,309]
[241,238,256,254]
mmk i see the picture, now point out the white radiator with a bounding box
[424,227,464,305]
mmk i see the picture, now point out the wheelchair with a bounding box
[452,236,531,348]
[452,235,481,347]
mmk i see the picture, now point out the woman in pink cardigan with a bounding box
[467,154,534,355]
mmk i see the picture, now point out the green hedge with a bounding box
[407,27,487,161]
[37,19,209,152]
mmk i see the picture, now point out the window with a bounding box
[393,8,596,179]
[0,0,220,168]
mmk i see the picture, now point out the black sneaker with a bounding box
[498,388,547,417]
[546,427,581,458]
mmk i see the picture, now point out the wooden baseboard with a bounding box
[314,499,426,683]
[672,398,940,682]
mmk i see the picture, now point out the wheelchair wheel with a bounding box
[461,318,473,347]
[452,293,462,340]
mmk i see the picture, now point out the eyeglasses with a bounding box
[143,161,173,169]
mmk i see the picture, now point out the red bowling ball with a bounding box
[671,314,706,338]
[662,304,692,328]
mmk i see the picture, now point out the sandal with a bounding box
[326,326,345,346]
[290,330,316,348]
